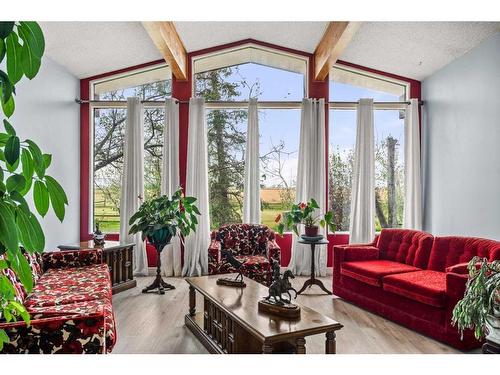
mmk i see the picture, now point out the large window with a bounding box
[193,46,306,230]
[328,65,407,232]
[92,65,171,232]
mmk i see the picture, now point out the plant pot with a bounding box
[304,225,319,237]
[486,314,500,345]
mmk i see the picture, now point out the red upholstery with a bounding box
[341,260,421,286]
[376,229,434,268]
[332,229,500,351]
[1,249,116,354]
[383,270,446,308]
[427,236,500,272]
[208,224,281,286]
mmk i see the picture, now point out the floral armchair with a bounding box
[208,224,281,286]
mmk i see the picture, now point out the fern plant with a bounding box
[452,256,500,339]
[0,22,68,349]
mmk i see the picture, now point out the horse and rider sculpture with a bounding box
[264,263,298,305]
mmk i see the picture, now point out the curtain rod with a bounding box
[75,99,424,106]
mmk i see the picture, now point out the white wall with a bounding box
[1,56,80,250]
[422,32,500,239]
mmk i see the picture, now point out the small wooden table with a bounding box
[185,274,342,354]
[58,240,136,294]
[296,238,332,295]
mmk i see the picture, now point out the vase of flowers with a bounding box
[452,257,500,343]
[129,188,200,294]
[275,199,335,237]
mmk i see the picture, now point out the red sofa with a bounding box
[1,249,116,354]
[333,229,500,350]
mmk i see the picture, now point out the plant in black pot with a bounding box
[129,188,200,295]
[452,257,500,344]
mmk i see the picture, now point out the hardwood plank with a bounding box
[111,274,464,354]
[314,22,361,80]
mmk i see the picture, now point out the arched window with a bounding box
[192,45,307,229]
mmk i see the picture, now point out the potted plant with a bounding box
[274,199,335,237]
[128,188,200,294]
[452,256,500,343]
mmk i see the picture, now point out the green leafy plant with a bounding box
[274,198,336,236]
[0,22,68,350]
[452,257,500,339]
[128,188,200,250]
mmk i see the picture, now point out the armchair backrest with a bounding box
[215,224,275,256]
[428,236,500,272]
[377,229,434,269]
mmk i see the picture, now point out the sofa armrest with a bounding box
[42,249,103,271]
[208,240,220,264]
[0,312,108,354]
[445,272,469,330]
[267,239,281,266]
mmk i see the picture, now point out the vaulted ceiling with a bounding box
[40,21,500,81]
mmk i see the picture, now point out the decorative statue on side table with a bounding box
[93,221,106,247]
[216,249,247,287]
[258,263,300,318]
[128,189,201,295]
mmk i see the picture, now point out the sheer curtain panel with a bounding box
[182,98,210,277]
[243,98,261,224]
[160,98,182,276]
[288,98,327,276]
[403,98,422,229]
[349,98,375,244]
[119,97,149,276]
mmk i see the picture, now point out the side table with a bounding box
[58,240,137,294]
[296,238,332,295]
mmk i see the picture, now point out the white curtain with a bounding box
[243,98,261,224]
[288,99,327,276]
[120,97,149,276]
[160,98,182,276]
[182,98,210,277]
[349,98,375,244]
[403,99,422,229]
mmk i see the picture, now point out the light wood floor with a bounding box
[112,275,463,354]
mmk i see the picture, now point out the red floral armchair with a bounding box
[208,224,281,286]
[0,249,116,354]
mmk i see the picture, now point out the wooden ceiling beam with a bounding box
[314,22,361,81]
[142,21,188,81]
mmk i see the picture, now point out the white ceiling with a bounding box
[40,21,500,81]
[341,22,500,80]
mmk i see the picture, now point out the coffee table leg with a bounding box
[296,337,306,354]
[262,342,273,354]
[189,285,196,316]
[325,331,336,354]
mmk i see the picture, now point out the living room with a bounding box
[1,0,500,373]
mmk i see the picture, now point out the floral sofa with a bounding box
[0,249,116,354]
[333,228,500,350]
[208,224,281,286]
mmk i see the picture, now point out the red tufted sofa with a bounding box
[333,229,500,350]
[208,224,281,286]
[0,249,116,354]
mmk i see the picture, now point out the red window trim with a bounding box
[79,39,421,268]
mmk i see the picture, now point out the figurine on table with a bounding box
[93,221,106,247]
[216,248,247,287]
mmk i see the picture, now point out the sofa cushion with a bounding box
[383,270,446,308]
[341,260,421,287]
[428,236,500,272]
[24,264,112,308]
[377,229,434,268]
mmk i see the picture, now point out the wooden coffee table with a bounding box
[185,274,343,354]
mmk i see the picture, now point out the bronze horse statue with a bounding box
[264,269,298,305]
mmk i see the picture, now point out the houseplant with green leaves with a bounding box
[0,22,68,349]
[274,198,335,237]
[452,257,500,342]
[128,188,200,294]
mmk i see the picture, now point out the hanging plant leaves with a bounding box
[45,175,67,221]
[20,38,41,80]
[4,135,20,166]
[16,207,45,252]
[0,39,5,64]
[21,148,34,181]
[3,119,15,136]
[18,22,45,59]
[25,139,44,177]
[33,180,49,217]
[0,201,19,254]
[1,94,15,118]
[6,248,33,293]
[6,174,26,193]
[0,22,15,39]
[43,153,52,169]
[5,32,23,85]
